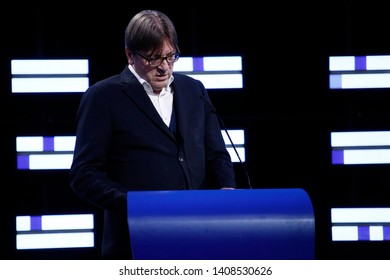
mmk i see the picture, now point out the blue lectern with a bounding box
[127,188,314,259]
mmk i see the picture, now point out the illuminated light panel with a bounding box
[11,57,241,92]
[16,136,75,170]
[222,129,245,162]
[186,74,242,89]
[329,55,390,89]
[12,77,89,93]
[11,59,89,93]
[174,56,243,89]
[331,131,390,165]
[16,214,94,250]
[16,130,245,170]
[18,154,74,170]
[17,136,76,151]
[331,208,390,241]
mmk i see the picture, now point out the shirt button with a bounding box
[178,157,184,162]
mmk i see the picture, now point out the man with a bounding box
[70,9,236,259]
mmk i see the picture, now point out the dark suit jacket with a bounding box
[70,66,236,259]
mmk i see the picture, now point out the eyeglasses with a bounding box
[134,51,180,67]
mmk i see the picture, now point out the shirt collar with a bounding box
[128,64,174,94]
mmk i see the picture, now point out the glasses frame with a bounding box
[134,50,180,67]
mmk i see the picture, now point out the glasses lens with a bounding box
[149,58,161,66]
[148,53,180,66]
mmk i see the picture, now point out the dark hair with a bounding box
[125,10,180,55]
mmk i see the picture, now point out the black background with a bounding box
[2,2,390,259]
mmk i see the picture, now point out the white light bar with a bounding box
[17,131,244,170]
[227,147,245,162]
[17,232,94,250]
[17,214,94,231]
[174,56,243,89]
[12,77,89,93]
[222,129,245,162]
[11,59,89,74]
[331,208,390,241]
[174,56,242,71]
[331,131,390,165]
[332,226,359,241]
[16,214,94,250]
[334,149,390,165]
[11,57,241,92]
[329,55,390,89]
[186,74,242,89]
[222,129,245,144]
[332,208,390,223]
[17,136,76,152]
[331,131,390,147]
[11,59,89,93]
[26,154,74,170]
[17,136,75,170]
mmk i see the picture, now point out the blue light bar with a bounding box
[329,55,390,89]
[331,208,390,241]
[16,131,245,170]
[16,214,94,250]
[16,136,75,170]
[174,56,243,89]
[331,131,390,165]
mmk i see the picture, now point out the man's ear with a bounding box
[125,48,133,64]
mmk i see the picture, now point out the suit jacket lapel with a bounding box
[172,78,188,145]
[120,66,176,141]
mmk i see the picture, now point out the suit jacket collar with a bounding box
[119,66,186,143]
[171,76,187,144]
